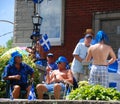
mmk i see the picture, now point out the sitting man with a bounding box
[36,56,73,99]
[46,53,58,73]
[2,51,34,99]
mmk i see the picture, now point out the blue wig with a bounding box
[95,30,109,43]
[9,51,22,65]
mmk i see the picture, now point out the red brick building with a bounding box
[14,0,120,62]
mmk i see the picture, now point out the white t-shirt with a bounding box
[71,42,89,73]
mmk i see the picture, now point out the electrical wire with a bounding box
[0,31,13,37]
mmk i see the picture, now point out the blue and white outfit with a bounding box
[71,42,89,82]
[2,51,34,90]
[3,63,34,90]
[89,65,108,87]
[47,62,58,71]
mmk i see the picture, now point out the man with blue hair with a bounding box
[86,30,116,87]
[2,51,34,99]
[36,56,73,99]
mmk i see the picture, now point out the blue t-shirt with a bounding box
[3,62,34,85]
[48,62,58,70]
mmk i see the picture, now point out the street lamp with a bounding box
[32,13,42,25]
[30,13,43,47]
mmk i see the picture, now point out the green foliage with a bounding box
[78,81,89,88]
[6,38,13,49]
[0,46,7,56]
[67,81,120,101]
[0,47,40,98]
[22,55,40,86]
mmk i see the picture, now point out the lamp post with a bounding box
[30,13,43,48]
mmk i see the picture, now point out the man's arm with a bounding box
[73,55,83,62]
[73,43,83,62]
[4,75,21,80]
[45,70,55,84]
[86,47,92,62]
[108,46,116,65]
[57,70,73,85]
[3,66,21,80]
[30,73,34,82]
[64,70,73,84]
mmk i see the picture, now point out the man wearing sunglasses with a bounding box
[36,56,73,99]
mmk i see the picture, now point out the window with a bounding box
[40,0,64,46]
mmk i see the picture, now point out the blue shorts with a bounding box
[44,83,65,92]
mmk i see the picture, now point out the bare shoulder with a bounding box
[52,70,58,74]
[105,44,113,50]
[89,44,97,49]
[67,69,72,74]
[68,69,72,72]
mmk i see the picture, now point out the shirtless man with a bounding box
[86,30,116,87]
[36,56,73,99]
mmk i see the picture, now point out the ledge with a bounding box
[0,99,120,104]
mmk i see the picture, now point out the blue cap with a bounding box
[56,56,68,64]
[9,51,22,65]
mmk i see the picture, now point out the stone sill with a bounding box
[0,99,120,104]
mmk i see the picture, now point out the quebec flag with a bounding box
[28,84,36,100]
[39,34,51,52]
[32,0,43,3]
[10,85,13,100]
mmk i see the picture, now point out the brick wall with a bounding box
[14,0,120,62]
[51,0,120,62]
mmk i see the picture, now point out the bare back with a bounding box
[86,43,116,65]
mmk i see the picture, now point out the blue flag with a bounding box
[39,34,51,52]
[28,84,36,100]
[108,60,118,73]
[10,85,13,100]
[32,0,43,3]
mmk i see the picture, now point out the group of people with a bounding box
[2,28,117,99]
[71,29,116,87]
[2,50,73,99]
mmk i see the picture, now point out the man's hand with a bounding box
[14,75,21,80]
[30,78,34,83]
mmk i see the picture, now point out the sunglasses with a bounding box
[57,62,61,64]
[86,36,92,39]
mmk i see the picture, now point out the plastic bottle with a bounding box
[118,48,120,60]
[117,48,120,74]
[10,85,13,100]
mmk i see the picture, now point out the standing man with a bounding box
[71,34,93,82]
[2,51,34,98]
[86,30,116,87]
[79,29,96,45]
